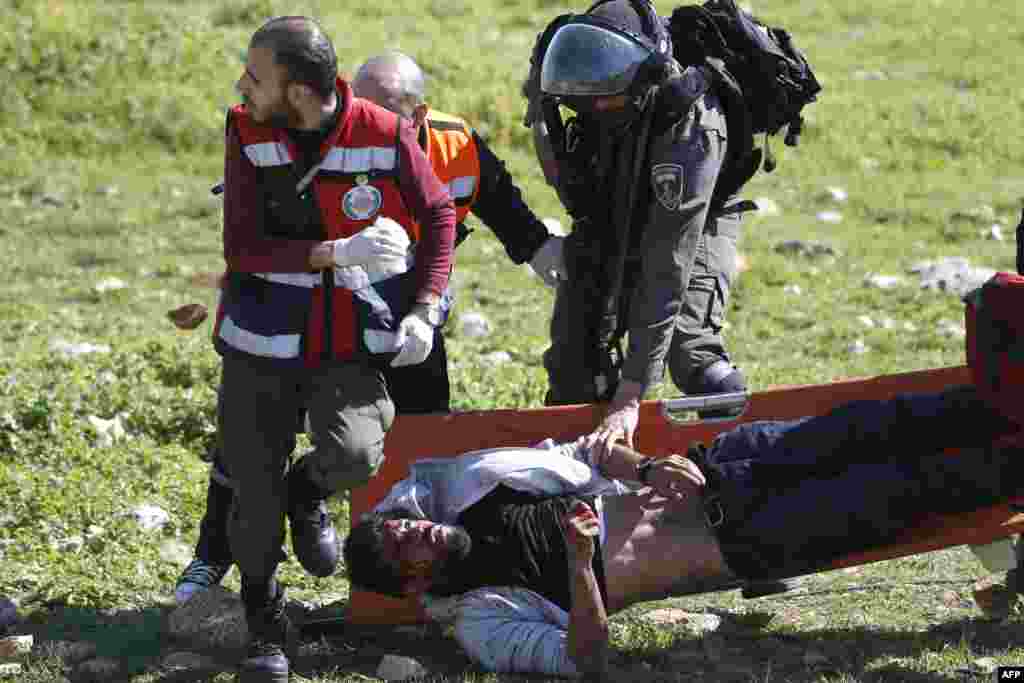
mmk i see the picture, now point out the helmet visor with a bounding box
[540,23,652,98]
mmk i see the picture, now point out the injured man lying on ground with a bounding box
[342,385,1023,677]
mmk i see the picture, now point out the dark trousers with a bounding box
[709,386,1023,580]
[218,354,394,581]
[382,329,451,414]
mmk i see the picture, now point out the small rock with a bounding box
[96,185,120,197]
[879,318,896,329]
[848,339,870,355]
[0,663,21,676]
[129,504,170,532]
[158,539,193,566]
[774,240,838,259]
[937,319,966,339]
[459,312,492,339]
[481,351,512,365]
[39,194,65,208]
[823,186,848,202]
[783,284,803,296]
[93,278,127,294]
[816,210,843,224]
[972,656,999,674]
[38,640,97,664]
[54,536,84,553]
[857,315,875,328]
[542,217,565,236]
[50,340,112,357]
[753,197,781,217]
[0,635,32,659]
[166,586,249,650]
[642,609,722,636]
[87,415,126,448]
[376,654,429,681]
[161,651,221,674]
[864,274,904,289]
[75,656,122,682]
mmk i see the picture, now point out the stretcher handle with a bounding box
[659,391,750,424]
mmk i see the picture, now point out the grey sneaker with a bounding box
[174,558,231,605]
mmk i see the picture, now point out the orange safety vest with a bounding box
[215,79,419,366]
[421,110,481,223]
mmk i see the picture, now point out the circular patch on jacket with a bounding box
[341,184,382,220]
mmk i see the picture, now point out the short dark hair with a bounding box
[342,511,408,598]
[251,16,337,98]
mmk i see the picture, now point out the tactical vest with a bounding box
[215,80,418,366]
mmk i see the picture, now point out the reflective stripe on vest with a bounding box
[218,314,301,359]
[321,146,397,173]
[244,141,292,167]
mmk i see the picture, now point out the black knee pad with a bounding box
[685,360,747,396]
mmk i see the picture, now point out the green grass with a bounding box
[2,0,1024,680]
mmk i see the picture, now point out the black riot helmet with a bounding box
[539,0,672,102]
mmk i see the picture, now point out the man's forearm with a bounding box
[567,563,609,674]
[594,441,655,483]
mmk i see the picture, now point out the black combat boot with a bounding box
[240,580,291,683]
[286,462,339,577]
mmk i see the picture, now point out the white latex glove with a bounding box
[528,236,567,288]
[332,217,410,267]
[390,307,435,367]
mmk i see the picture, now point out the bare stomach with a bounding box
[600,489,738,613]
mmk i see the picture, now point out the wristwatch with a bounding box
[636,457,657,485]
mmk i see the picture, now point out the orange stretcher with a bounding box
[348,364,1024,625]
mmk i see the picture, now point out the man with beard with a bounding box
[212,16,455,683]
[172,52,564,610]
[344,385,1023,677]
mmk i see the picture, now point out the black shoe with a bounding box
[741,577,800,599]
[240,585,291,683]
[286,468,339,577]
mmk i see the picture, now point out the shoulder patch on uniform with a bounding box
[652,163,685,211]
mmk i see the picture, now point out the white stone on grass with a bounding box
[753,197,781,217]
[816,210,843,224]
[86,415,126,448]
[50,340,111,358]
[377,654,429,681]
[129,504,170,532]
[864,274,904,289]
[857,315,875,328]
[823,186,848,202]
[94,278,127,294]
[482,351,512,365]
[459,312,492,339]
[984,224,1005,241]
[783,284,802,296]
[848,339,870,355]
[912,257,996,297]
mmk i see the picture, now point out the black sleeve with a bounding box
[470,132,552,265]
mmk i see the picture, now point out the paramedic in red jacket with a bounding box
[215,16,454,683]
